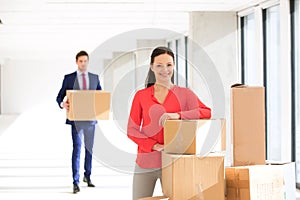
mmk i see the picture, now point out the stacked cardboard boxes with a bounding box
[162,119,226,200]
[227,84,296,200]
[141,118,226,200]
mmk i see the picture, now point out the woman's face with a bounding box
[151,53,174,84]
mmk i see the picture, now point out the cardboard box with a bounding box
[279,162,296,200]
[266,162,296,200]
[138,196,168,200]
[164,119,226,155]
[162,153,225,200]
[66,90,110,120]
[231,84,265,166]
[225,165,284,200]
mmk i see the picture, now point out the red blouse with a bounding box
[127,85,211,168]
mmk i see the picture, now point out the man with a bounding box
[56,50,101,194]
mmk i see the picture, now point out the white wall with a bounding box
[189,11,239,165]
[0,30,113,114]
[2,58,69,114]
[0,25,189,114]
[0,24,158,114]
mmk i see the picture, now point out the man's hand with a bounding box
[62,101,70,112]
[159,113,180,127]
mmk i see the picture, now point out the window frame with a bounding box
[167,35,188,87]
[291,0,300,189]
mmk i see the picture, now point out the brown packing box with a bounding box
[162,153,225,200]
[231,84,265,166]
[138,196,168,200]
[164,119,226,155]
[225,165,284,200]
[66,90,110,121]
[266,162,296,200]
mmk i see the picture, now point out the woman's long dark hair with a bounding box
[145,46,175,88]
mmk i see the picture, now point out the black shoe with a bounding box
[73,184,80,194]
[83,177,95,187]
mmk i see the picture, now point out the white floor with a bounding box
[0,103,163,200]
[0,103,300,200]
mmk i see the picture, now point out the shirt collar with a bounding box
[77,70,88,76]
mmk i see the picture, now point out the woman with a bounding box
[127,46,211,200]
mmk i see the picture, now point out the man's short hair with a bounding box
[76,51,89,61]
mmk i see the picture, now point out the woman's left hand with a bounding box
[159,113,180,127]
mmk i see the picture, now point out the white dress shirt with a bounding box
[77,70,89,90]
[60,70,90,108]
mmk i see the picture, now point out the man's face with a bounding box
[76,55,88,72]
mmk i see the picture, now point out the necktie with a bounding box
[82,73,87,90]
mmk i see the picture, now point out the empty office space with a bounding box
[0,0,300,199]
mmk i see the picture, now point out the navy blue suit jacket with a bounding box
[56,71,102,125]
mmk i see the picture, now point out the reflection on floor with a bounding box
[0,102,163,200]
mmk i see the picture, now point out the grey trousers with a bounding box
[132,164,162,200]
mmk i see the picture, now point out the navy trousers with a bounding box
[71,123,95,185]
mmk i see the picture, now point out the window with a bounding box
[175,38,188,87]
[167,37,188,87]
[0,64,1,114]
[263,5,281,161]
[292,0,300,188]
[240,0,295,185]
[241,13,256,84]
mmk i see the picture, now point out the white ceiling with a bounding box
[0,0,261,33]
[0,0,263,60]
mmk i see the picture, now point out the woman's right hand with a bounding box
[159,112,180,127]
[152,143,164,151]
